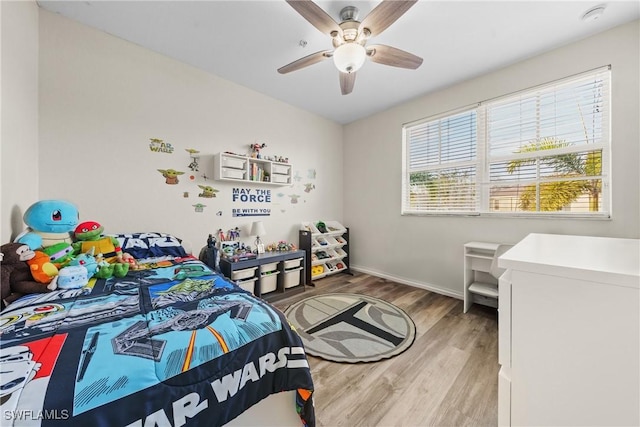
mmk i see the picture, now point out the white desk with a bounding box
[497,233,640,426]
[463,241,501,313]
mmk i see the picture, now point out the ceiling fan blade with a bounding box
[339,71,356,95]
[286,0,341,36]
[278,50,332,74]
[359,0,417,37]
[367,44,423,69]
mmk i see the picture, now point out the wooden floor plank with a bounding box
[273,272,499,426]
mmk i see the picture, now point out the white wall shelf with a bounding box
[213,152,292,186]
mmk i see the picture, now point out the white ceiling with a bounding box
[37,1,639,124]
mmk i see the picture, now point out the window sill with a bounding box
[401,211,612,220]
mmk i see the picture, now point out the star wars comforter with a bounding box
[0,256,314,427]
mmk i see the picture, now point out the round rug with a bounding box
[284,293,416,363]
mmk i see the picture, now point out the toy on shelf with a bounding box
[249,143,267,159]
[265,241,296,252]
[311,265,324,277]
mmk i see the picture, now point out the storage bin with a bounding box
[259,262,279,273]
[324,221,347,235]
[271,174,290,184]
[222,167,245,180]
[301,222,320,234]
[260,271,279,294]
[283,267,302,288]
[222,156,246,170]
[237,278,256,294]
[231,266,257,281]
[283,257,303,269]
[271,163,290,175]
[311,264,325,277]
[334,248,347,258]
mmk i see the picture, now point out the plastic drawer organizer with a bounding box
[259,262,279,294]
[299,221,350,283]
[232,267,258,294]
[283,258,303,288]
[217,250,307,301]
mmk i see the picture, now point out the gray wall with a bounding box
[36,9,344,250]
[1,1,39,243]
[343,20,640,298]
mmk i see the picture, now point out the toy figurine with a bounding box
[249,143,266,159]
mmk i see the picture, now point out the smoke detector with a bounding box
[581,5,606,22]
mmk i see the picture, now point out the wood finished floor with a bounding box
[272,272,499,427]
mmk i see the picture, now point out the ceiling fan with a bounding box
[278,0,423,95]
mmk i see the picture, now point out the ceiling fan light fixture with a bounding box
[333,42,366,73]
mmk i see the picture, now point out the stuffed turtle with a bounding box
[73,221,129,278]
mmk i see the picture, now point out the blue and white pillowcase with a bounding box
[110,232,188,259]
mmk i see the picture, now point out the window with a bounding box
[402,67,610,217]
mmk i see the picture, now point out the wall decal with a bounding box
[232,208,271,217]
[293,171,302,182]
[192,203,206,213]
[183,192,189,198]
[304,183,315,193]
[149,138,174,154]
[216,211,223,216]
[198,185,219,198]
[185,148,200,171]
[231,188,271,203]
[276,192,285,198]
[307,169,316,179]
[289,194,300,204]
[157,169,185,185]
[231,188,271,217]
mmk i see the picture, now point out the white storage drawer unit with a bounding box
[497,233,639,427]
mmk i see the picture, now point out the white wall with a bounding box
[38,10,343,252]
[1,0,39,243]
[343,20,640,298]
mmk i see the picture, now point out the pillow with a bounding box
[111,232,188,259]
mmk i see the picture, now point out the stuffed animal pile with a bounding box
[1,200,132,309]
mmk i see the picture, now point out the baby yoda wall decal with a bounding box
[198,185,219,198]
[186,148,200,171]
[192,203,206,213]
[157,169,185,185]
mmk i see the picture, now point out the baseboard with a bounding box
[350,265,463,301]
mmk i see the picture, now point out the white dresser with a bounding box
[497,233,640,426]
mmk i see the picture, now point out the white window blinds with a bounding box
[402,66,611,217]
[405,109,478,213]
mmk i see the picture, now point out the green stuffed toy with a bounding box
[42,242,75,269]
[73,221,129,278]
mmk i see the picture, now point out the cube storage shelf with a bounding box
[299,221,351,284]
[218,250,306,302]
[213,152,292,186]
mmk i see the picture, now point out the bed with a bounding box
[0,235,315,427]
